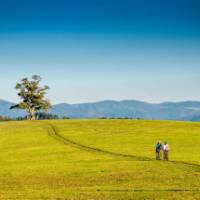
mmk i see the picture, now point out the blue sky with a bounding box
[0,0,200,104]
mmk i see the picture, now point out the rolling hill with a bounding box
[0,99,26,118]
[1,99,200,121]
[0,119,200,199]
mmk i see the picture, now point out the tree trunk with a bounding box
[29,108,36,120]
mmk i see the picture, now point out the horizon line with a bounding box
[1,98,200,106]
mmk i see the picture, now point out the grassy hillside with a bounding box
[0,120,200,199]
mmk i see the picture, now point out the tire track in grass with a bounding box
[46,123,152,161]
[43,122,200,194]
[96,188,200,192]
[45,122,200,169]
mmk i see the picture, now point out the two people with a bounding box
[156,141,170,160]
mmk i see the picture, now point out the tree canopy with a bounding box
[10,75,51,120]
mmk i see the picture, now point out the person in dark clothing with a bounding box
[156,141,162,160]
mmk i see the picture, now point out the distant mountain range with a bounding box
[1,99,200,121]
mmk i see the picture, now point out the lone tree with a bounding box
[10,75,51,120]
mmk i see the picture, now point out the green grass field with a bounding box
[0,119,200,199]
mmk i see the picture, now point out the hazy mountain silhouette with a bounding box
[0,99,26,118]
[1,99,200,121]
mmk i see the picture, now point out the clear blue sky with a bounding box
[0,0,200,104]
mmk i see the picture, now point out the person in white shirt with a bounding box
[163,141,170,160]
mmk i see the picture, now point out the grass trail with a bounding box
[46,121,200,170]
[46,123,152,161]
